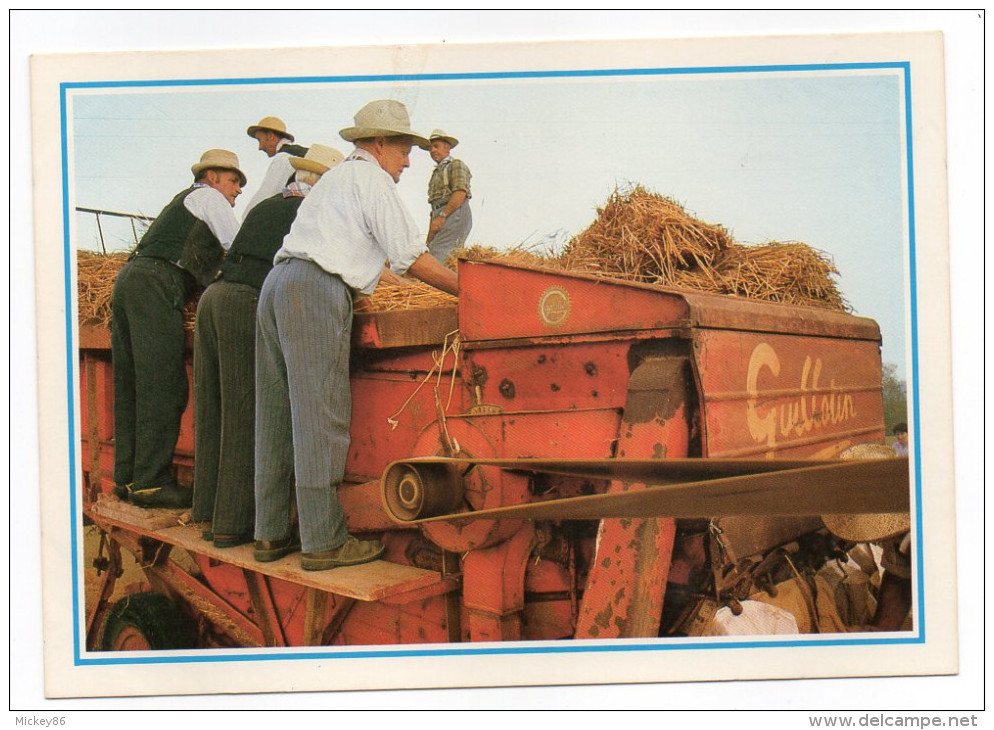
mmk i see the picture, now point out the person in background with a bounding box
[253,100,458,571]
[114,149,244,509]
[425,129,472,263]
[192,144,343,548]
[891,422,909,457]
[244,116,308,214]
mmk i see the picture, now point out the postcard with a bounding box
[24,20,967,705]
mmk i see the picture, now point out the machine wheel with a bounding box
[99,592,197,651]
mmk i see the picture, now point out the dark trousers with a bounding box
[110,257,193,489]
[192,280,258,535]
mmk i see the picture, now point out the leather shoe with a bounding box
[214,533,253,549]
[301,535,385,571]
[254,536,300,563]
[130,483,192,509]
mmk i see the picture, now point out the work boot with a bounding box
[213,532,253,549]
[301,535,385,571]
[253,535,301,563]
[113,483,132,501]
[129,483,193,509]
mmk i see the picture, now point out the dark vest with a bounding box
[219,193,304,290]
[134,187,224,289]
[277,145,309,187]
[280,143,308,158]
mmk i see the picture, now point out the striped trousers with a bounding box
[253,257,353,553]
[427,202,472,264]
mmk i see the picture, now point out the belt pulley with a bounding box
[381,457,910,525]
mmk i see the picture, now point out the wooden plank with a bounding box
[87,500,455,602]
[91,494,189,531]
[353,307,458,349]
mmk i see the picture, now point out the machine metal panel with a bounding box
[694,328,886,459]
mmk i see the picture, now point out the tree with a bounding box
[881,362,908,434]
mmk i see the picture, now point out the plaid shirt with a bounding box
[427,157,472,205]
[283,181,312,198]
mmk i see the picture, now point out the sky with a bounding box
[69,67,909,376]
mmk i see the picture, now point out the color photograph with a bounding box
[13,10,982,715]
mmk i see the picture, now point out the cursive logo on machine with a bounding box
[746,342,857,450]
[538,286,571,327]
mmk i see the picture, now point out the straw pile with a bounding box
[556,185,848,312]
[76,250,198,331]
[450,244,553,270]
[716,242,848,311]
[354,280,457,312]
[449,187,848,311]
[559,186,734,283]
[77,250,129,328]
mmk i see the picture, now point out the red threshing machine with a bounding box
[80,259,908,650]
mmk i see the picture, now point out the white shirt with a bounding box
[245,138,295,214]
[183,184,240,250]
[276,148,426,294]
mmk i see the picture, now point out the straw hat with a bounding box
[428,129,459,148]
[246,116,295,141]
[191,149,247,186]
[339,100,429,149]
[821,443,911,543]
[289,143,345,175]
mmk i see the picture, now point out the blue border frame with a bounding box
[62,61,924,667]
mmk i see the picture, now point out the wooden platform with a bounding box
[87,497,456,603]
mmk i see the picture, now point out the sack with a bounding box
[706,600,799,636]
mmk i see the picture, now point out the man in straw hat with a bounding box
[821,443,913,631]
[192,144,343,548]
[425,128,473,263]
[114,149,245,509]
[253,100,458,571]
[244,116,309,214]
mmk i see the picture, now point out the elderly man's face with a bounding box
[254,130,281,157]
[205,169,243,207]
[428,139,452,164]
[377,137,413,183]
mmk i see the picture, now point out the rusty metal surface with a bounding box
[575,513,675,639]
[381,457,910,523]
[459,260,691,341]
[458,260,880,342]
[463,524,535,642]
[693,329,886,459]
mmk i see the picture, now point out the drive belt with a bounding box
[381,457,910,525]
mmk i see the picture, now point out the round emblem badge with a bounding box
[538,286,571,326]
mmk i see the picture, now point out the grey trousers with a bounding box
[254,257,352,553]
[192,280,258,535]
[110,257,192,489]
[427,202,472,264]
